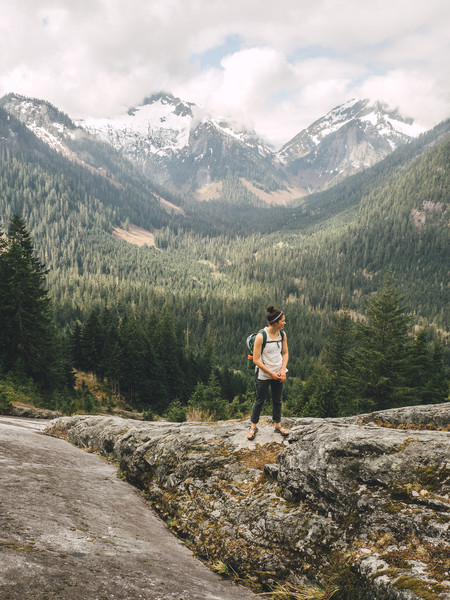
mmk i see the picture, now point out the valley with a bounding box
[0,92,448,418]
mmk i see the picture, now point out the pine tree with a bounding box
[427,340,448,404]
[321,309,354,414]
[300,362,337,418]
[80,310,103,375]
[349,273,414,411]
[154,309,183,402]
[1,214,58,389]
[410,329,432,404]
[69,322,83,370]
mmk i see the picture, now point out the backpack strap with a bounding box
[260,329,284,354]
[259,328,267,353]
[262,329,284,356]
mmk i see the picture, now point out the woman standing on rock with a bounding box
[247,304,289,440]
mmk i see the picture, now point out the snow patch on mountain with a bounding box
[80,95,195,158]
[78,93,273,162]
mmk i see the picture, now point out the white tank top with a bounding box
[257,328,283,380]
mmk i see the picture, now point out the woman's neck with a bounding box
[267,324,279,337]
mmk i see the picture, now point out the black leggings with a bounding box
[251,377,283,424]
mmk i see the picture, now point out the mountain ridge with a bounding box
[1,92,425,203]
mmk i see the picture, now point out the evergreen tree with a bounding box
[427,339,448,404]
[69,322,83,370]
[321,310,354,414]
[80,310,103,375]
[300,362,337,418]
[154,309,183,402]
[188,370,226,420]
[409,329,432,404]
[349,273,414,411]
[1,214,58,389]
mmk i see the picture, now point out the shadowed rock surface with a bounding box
[0,416,264,600]
[45,404,450,600]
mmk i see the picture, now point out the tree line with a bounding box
[1,217,447,419]
[0,215,252,417]
[288,274,448,418]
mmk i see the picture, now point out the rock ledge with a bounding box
[46,403,450,600]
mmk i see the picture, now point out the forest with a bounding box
[0,106,448,419]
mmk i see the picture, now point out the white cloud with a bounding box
[0,0,449,145]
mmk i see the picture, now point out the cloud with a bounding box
[0,0,449,145]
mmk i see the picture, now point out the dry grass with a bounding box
[359,417,449,432]
[260,580,338,600]
[112,224,156,247]
[44,422,69,440]
[237,443,283,470]
[186,407,215,422]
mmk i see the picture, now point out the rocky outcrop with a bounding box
[46,403,450,600]
[10,403,63,419]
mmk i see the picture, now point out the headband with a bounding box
[269,311,283,324]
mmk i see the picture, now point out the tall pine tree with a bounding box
[349,273,413,411]
[1,214,57,389]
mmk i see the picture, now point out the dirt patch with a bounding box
[195,181,223,201]
[240,178,306,205]
[158,196,185,215]
[112,224,156,247]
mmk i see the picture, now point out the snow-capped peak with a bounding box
[78,93,271,160]
[277,98,425,163]
[79,93,198,157]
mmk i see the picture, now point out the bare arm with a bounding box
[252,332,279,380]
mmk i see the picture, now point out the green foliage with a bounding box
[298,275,448,417]
[188,371,227,421]
[142,408,154,421]
[165,399,187,423]
[0,214,62,390]
[0,372,91,415]
[350,273,414,410]
[0,389,13,414]
[0,373,46,408]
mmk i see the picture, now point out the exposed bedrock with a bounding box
[46,403,450,599]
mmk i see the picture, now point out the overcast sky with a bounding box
[1,0,449,146]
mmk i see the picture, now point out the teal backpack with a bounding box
[246,329,284,369]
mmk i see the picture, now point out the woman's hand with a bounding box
[272,371,286,381]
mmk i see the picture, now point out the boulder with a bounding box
[10,403,63,419]
[46,403,450,600]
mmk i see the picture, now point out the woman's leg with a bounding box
[251,378,270,424]
[270,380,283,423]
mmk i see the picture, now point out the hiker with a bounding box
[247,304,289,440]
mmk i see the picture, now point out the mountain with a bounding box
[0,92,425,206]
[79,92,291,203]
[0,96,187,268]
[278,98,425,192]
[79,94,425,199]
[0,93,184,218]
